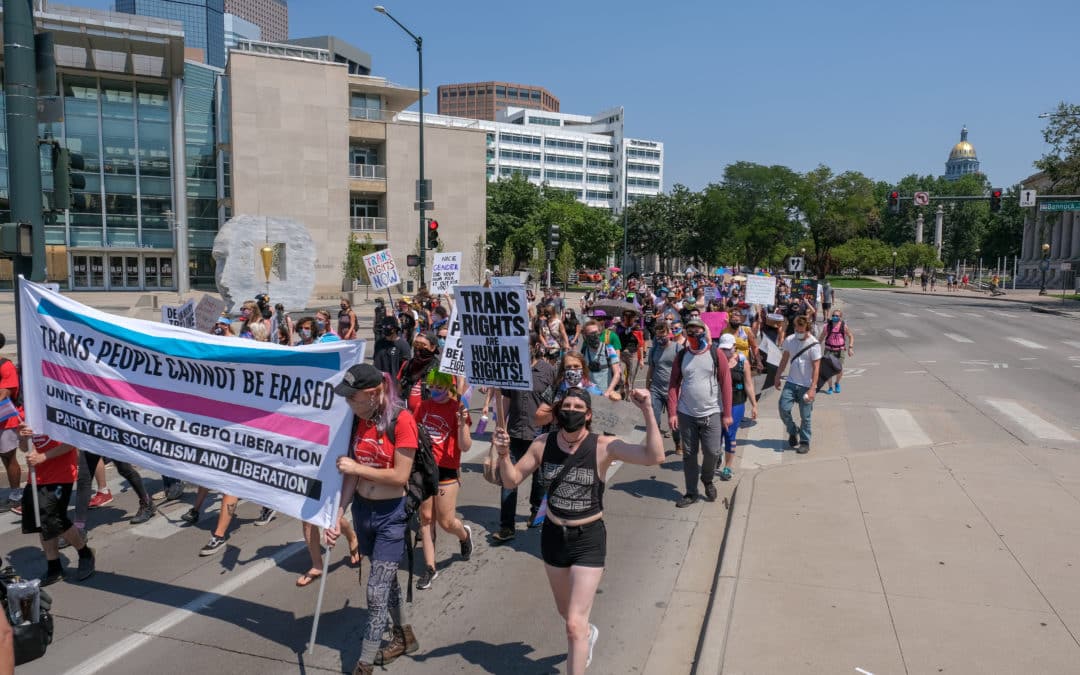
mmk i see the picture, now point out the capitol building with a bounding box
[944,126,980,181]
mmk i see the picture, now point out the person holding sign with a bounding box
[413,370,475,590]
[326,364,420,673]
[491,387,664,675]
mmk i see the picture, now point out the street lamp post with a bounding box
[374,5,427,289]
[891,251,897,286]
[1038,242,1051,295]
[975,248,981,287]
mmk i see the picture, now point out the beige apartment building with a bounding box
[226,41,487,299]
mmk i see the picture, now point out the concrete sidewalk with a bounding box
[858,278,1080,318]
[700,437,1080,674]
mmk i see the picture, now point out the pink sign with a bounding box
[701,311,728,337]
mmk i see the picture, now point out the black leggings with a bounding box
[75,451,150,525]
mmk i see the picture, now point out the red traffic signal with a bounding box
[989,188,1003,213]
[888,190,900,214]
[426,219,440,248]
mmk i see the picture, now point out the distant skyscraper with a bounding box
[944,126,980,181]
[437,81,559,121]
[224,12,260,49]
[224,0,287,43]
[116,0,226,68]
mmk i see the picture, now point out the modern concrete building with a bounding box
[226,40,486,297]
[284,35,371,76]
[401,105,664,213]
[437,81,558,121]
[224,11,260,48]
[116,0,226,68]
[224,0,286,43]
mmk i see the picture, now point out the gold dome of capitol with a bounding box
[949,141,976,160]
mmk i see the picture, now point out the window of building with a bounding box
[626,148,661,160]
[529,116,560,126]
[501,166,541,178]
[587,142,615,154]
[544,169,582,182]
[587,190,614,200]
[587,158,615,168]
[627,177,660,188]
[449,90,457,97]
[500,148,542,162]
[587,173,615,184]
[501,132,541,146]
[546,154,582,167]
[531,90,541,101]
[508,87,518,97]
[627,162,661,174]
[496,86,506,96]
[545,138,584,151]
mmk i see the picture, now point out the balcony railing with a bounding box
[349,163,386,180]
[350,216,387,232]
[349,107,387,121]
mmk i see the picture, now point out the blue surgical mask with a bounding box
[438,337,446,349]
[429,389,450,403]
[831,316,841,323]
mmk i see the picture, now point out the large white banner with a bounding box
[744,276,778,306]
[18,280,363,528]
[429,252,461,295]
[455,285,532,391]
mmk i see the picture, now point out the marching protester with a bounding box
[0,336,22,514]
[397,331,439,408]
[563,308,581,350]
[297,513,360,588]
[493,333,555,543]
[615,309,644,392]
[326,364,420,673]
[818,308,853,394]
[492,386,664,675]
[718,334,757,481]
[373,317,412,378]
[338,297,358,340]
[775,316,822,454]
[646,321,682,455]
[667,317,733,507]
[413,370,474,589]
[535,351,606,428]
[315,310,341,342]
[68,450,156,550]
[579,320,622,401]
[17,422,95,585]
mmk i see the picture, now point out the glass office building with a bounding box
[184,61,224,290]
[117,0,226,68]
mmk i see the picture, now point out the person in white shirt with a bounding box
[773,316,821,454]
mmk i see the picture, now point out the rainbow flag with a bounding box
[0,398,20,423]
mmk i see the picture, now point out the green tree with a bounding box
[487,173,544,268]
[498,240,515,276]
[1035,101,1080,193]
[795,166,877,278]
[342,233,377,286]
[554,241,575,287]
[701,163,800,269]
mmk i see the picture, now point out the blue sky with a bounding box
[77,0,1079,190]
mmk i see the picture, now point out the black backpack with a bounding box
[0,566,54,665]
[383,409,437,601]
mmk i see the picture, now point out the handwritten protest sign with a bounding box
[745,276,778,306]
[161,299,195,328]
[19,280,363,528]
[455,285,532,390]
[437,305,466,377]
[703,286,719,303]
[194,295,228,333]
[363,249,401,290]
[430,252,461,295]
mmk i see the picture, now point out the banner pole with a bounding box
[14,277,38,528]
[307,494,340,655]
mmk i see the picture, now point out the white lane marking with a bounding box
[988,310,1015,318]
[899,312,918,318]
[861,362,881,366]
[928,310,955,318]
[863,312,878,318]
[1018,357,1038,361]
[876,409,932,448]
[843,368,866,378]
[985,399,1073,441]
[63,541,307,675]
[944,333,973,343]
[1006,337,1047,350]
[885,329,908,338]
[904,370,928,374]
[961,360,1007,369]
[917,360,937,364]
[963,368,986,372]
[964,312,983,318]
[1062,341,1080,350]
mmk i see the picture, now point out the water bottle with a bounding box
[476,415,489,435]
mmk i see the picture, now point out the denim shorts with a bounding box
[351,496,407,562]
[541,519,606,568]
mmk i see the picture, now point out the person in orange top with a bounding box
[17,422,95,585]
[0,335,23,513]
[411,370,474,591]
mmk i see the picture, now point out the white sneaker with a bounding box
[586,623,598,668]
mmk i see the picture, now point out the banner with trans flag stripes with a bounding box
[17,279,363,528]
[0,398,19,423]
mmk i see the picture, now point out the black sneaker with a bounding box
[180,508,199,524]
[75,548,95,581]
[797,442,810,455]
[199,536,226,556]
[703,482,718,502]
[254,507,276,526]
[676,493,700,508]
[788,433,799,448]
[39,568,64,587]
[460,525,474,561]
[416,566,438,590]
[130,503,156,525]
[164,482,184,502]
[491,527,515,543]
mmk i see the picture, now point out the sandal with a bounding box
[296,569,322,587]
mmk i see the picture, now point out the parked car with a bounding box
[578,270,602,283]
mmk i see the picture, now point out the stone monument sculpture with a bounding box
[212,215,316,311]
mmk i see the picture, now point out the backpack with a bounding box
[0,358,21,407]
[396,360,433,404]
[0,565,54,665]
[382,409,437,602]
[676,344,720,381]
[825,321,847,350]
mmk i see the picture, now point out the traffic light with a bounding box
[888,190,900,215]
[51,145,86,211]
[426,218,439,248]
[989,188,1002,213]
[550,223,560,251]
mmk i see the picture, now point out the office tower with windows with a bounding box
[224,0,287,42]
[116,0,226,67]
[437,81,558,121]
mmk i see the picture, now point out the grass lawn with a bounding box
[827,277,891,288]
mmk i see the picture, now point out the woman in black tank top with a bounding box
[491,386,666,675]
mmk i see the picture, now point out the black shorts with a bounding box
[437,466,459,484]
[21,483,74,541]
[541,518,606,568]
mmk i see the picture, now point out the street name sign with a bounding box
[1039,201,1080,212]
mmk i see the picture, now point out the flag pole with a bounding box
[14,276,39,528]
[307,493,340,654]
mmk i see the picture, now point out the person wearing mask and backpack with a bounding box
[775,316,822,454]
[579,321,622,401]
[717,334,757,481]
[646,321,682,455]
[818,309,853,394]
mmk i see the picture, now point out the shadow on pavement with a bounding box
[456,504,543,561]
[416,639,563,674]
[609,476,682,503]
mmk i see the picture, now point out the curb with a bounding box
[1030,305,1080,319]
[692,468,757,675]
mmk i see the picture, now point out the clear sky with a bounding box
[75,0,1079,190]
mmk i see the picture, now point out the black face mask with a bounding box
[557,408,587,433]
[585,334,601,348]
[414,348,435,362]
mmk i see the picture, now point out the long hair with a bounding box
[374,371,405,437]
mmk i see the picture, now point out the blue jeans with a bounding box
[723,403,745,453]
[651,389,678,446]
[778,382,813,444]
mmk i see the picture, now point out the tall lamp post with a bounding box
[975,248,981,286]
[374,5,427,289]
[891,250,897,286]
[1038,242,1051,295]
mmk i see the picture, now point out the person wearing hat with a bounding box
[326,364,421,673]
[667,317,733,507]
[492,385,664,675]
[396,297,418,346]
[718,333,757,481]
[212,315,232,337]
[373,316,412,378]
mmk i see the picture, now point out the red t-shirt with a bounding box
[415,398,470,469]
[0,360,20,430]
[29,435,78,484]
[352,410,419,469]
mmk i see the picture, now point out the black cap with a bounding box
[561,386,592,409]
[381,316,400,330]
[334,364,383,397]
